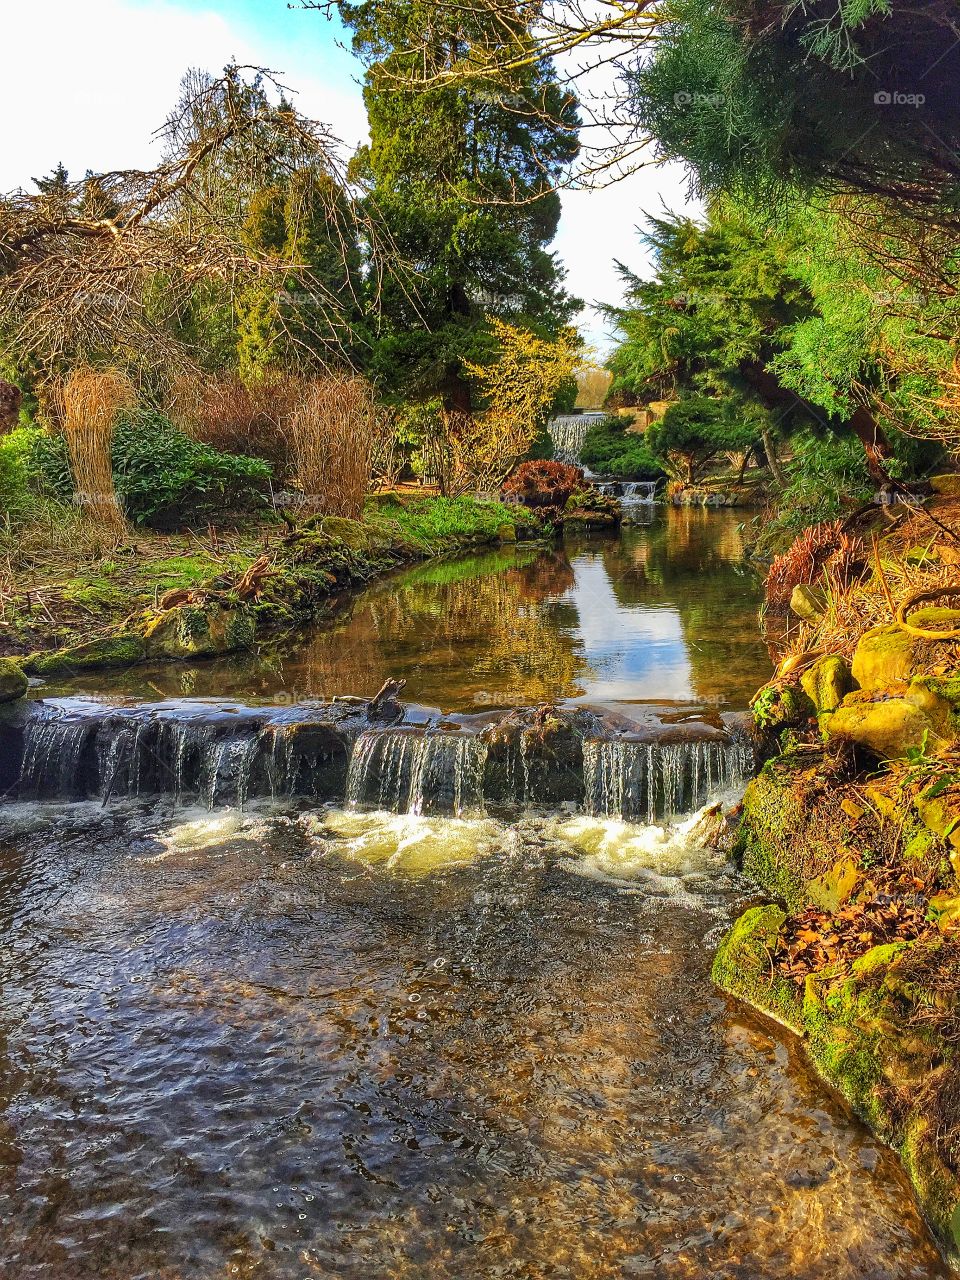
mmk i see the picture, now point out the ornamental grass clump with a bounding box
[61,367,137,532]
[289,375,383,520]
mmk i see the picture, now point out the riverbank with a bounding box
[0,495,546,676]
[716,490,960,1266]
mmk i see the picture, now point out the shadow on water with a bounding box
[43,508,773,713]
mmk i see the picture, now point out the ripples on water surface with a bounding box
[0,801,947,1279]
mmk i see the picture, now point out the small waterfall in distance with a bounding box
[548,414,601,464]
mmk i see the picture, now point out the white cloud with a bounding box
[0,0,367,191]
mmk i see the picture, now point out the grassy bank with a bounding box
[715,490,960,1266]
[0,494,543,672]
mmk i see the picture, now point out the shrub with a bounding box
[25,412,272,527]
[168,372,293,475]
[502,460,584,510]
[0,427,33,517]
[289,375,384,520]
[579,415,665,479]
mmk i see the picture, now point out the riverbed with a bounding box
[0,510,950,1277]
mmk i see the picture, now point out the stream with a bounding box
[0,509,950,1278]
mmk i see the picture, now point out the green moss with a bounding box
[0,657,28,702]
[712,904,803,1030]
[23,633,146,674]
[851,625,918,691]
[752,682,815,734]
[800,654,853,717]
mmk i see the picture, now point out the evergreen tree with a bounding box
[340,0,581,411]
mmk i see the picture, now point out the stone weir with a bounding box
[0,691,755,820]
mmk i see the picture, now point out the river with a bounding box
[0,509,949,1278]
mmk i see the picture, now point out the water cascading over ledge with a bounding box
[1,697,756,819]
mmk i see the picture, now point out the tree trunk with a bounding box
[761,426,785,487]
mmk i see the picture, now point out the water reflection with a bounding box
[46,509,770,713]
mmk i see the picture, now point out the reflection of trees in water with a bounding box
[593,510,769,707]
[288,547,586,707]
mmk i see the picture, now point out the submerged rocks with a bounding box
[0,658,28,703]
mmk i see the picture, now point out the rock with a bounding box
[905,545,940,566]
[23,634,147,675]
[497,523,517,543]
[790,583,828,621]
[800,654,853,716]
[903,606,960,635]
[142,603,256,660]
[851,625,918,691]
[929,473,960,496]
[711,903,802,1030]
[827,685,953,759]
[0,658,28,703]
[752,682,816,735]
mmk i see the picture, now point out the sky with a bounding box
[1,0,697,352]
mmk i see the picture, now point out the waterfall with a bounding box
[621,481,657,503]
[9,700,755,821]
[548,415,596,464]
[346,729,488,817]
[583,737,754,822]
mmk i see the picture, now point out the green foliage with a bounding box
[21,414,272,527]
[373,495,539,547]
[762,431,874,536]
[629,0,960,217]
[579,416,664,479]
[341,0,581,408]
[646,396,760,483]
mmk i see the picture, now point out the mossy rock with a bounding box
[851,625,919,691]
[751,682,815,735]
[790,583,828,621]
[142,602,256,659]
[0,657,28,702]
[23,633,147,675]
[807,856,860,913]
[497,523,517,543]
[929,473,960,497]
[712,904,803,1030]
[800,654,853,717]
[827,686,953,760]
[908,605,960,633]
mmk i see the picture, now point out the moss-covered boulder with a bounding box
[800,654,853,717]
[930,473,960,497]
[851,625,919,691]
[0,658,28,702]
[751,682,815,737]
[23,633,147,675]
[827,685,953,760]
[712,904,802,1029]
[142,602,256,660]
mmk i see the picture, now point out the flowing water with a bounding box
[0,511,951,1277]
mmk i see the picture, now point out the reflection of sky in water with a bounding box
[562,553,693,702]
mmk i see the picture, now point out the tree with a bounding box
[0,67,373,392]
[338,0,581,412]
[606,208,901,482]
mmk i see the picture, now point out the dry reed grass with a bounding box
[168,373,294,475]
[62,367,136,531]
[289,375,386,519]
